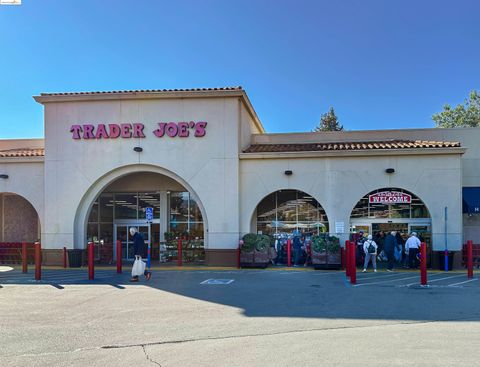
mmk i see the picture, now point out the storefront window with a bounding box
[114,193,138,220]
[168,191,204,239]
[256,190,329,235]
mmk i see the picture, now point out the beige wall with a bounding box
[41,96,247,250]
[240,152,463,251]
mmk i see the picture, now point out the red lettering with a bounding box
[109,124,121,138]
[132,123,146,138]
[153,123,166,137]
[194,122,207,137]
[177,122,189,137]
[70,125,83,139]
[165,122,178,137]
[95,124,109,139]
[120,123,132,138]
[83,124,95,139]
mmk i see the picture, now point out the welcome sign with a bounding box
[369,191,411,204]
[70,122,207,140]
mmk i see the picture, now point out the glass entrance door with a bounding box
[114,223,150,261]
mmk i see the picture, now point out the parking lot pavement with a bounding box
[1,267,479,366]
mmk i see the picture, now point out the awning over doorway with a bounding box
[463,187,480,214]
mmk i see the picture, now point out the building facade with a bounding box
[0,87,479,267]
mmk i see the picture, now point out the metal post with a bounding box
[88,242,94,280]
[467,240,473,279]
[147,241,151,270]
[177,238,183,267]
[444,206,448,271]
[345,240,351,277]
[116,240,122,274]
[237,240,243,269]
[420,242,427,286]
[22,242,28,273]
[349,241,356,284]
[34,242,41,281]
[287,239,292,267]
[63,246,67,269]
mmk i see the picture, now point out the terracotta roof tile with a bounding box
[40,86,243,97]
[243,140,461,153]
[0,148,45,158]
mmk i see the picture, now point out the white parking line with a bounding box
[405,274,465,287]
[354,272,444,287]
[448,278,478,287]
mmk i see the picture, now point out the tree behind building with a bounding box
[432,91,480,128]
[313,107,344,132]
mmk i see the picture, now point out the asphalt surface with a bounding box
[0,266,479,366]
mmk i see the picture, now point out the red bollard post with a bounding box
[420,242,427,286]
[63,247,67,269]
[287,239,292,267]
[116,240,122,274]
[177,238,183,267]
[88,242,94,280]
[34,242,41,281]
[467,240,473,279]
[22,242,28,273]
[350,241,356,284]
[237,240,243,269]
[345,241,351,277]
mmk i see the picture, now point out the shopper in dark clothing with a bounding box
[129,227,151,282]
[384,231,399,271]
[293,234,303,266]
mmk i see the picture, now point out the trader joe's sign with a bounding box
[369,191,411,204]
[70,122,207,140]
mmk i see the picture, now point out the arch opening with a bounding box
[349,187,432,267]
[0,192,41,243]
[84,171,206,264]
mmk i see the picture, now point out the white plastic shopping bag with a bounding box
[131,255,146,277]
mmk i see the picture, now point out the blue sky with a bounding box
[1,0,479,138]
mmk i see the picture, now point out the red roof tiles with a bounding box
[243,140,461,153]
[0,148,45,158]
[39,87,243,96]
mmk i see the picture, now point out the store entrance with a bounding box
[114,223,151,261]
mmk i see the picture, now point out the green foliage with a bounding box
[313,107,344,132]
[312,235,340,253]
[432,91,480,128]
[164,232,176,241]
[242,233,257,252]
[241,233,274,252]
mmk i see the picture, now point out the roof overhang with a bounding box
[33,88,265,133]
[239,147,466,159]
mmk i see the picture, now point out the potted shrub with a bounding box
[311,235,327,265]
[240,233,256,265]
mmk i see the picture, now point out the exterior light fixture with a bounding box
[133,147,143,152]
[284,170,293,176]
[385,168,395,174]
[0,174,9,179]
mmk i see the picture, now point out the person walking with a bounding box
[384,231,399,272]
[129,227,152,282]
[405,232,421,269]
[355,231,366,267]
[362,235,378,272]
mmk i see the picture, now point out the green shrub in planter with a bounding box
[242,233,257,252]
[256,234,272,252]
[312,235,327,253]
[326,236,340,254]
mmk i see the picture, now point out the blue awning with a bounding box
[463,187,480,213]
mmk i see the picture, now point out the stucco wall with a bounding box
[42,97,244,250]
[240,153,463,251]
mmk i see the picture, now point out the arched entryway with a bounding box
[0,192,41,243]
[76,166,207,264]
[350,187,431,245]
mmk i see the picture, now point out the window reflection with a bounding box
[256,190,329,235]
